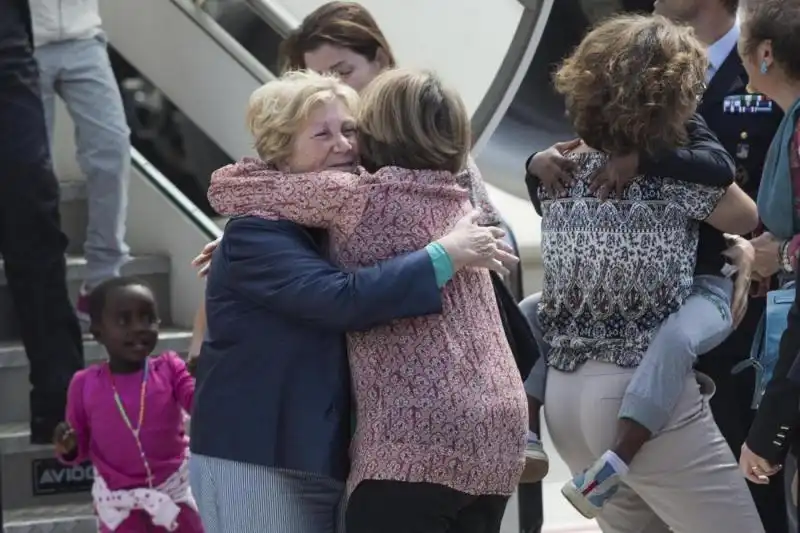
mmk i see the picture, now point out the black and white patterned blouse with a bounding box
[539,152,725,372]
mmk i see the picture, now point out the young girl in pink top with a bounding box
[53,277,203,533]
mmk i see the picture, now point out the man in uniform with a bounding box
[653,1,786,531]
[0,0,84,444]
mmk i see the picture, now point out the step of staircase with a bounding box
[0,255,173,341]
[3,503,96,533]
[0,329,192,427]
[0,427,92,512]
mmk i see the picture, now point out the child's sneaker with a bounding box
[520,436,549,483]
[561,454,622,519]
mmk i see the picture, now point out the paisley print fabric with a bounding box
[208,159,527,496]
[539,152,726,372]
[462,156,501,226]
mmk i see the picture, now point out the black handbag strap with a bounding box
[490,272,539,381]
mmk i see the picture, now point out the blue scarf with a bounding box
[757,97,800,239]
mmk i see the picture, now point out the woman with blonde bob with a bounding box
[207,68,527,533]
[189,71,516,533]
[533,14,765,532]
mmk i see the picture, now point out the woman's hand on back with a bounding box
[437,210,518,277]
[527,139,581,196]
[589,152,639,200]
[191,238,222,278]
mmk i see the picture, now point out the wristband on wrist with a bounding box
[425,242,455,288]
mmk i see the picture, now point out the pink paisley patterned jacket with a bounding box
[207,158,527,496]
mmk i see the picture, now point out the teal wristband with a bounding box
[425,242,455,288]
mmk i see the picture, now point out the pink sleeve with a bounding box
[457,157,501,226]
[58,371,90,465]
[207,160,358,229]
[165,352,194,412]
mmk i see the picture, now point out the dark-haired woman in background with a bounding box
[278,1,394,92]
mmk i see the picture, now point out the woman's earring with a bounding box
[760,59,769,74]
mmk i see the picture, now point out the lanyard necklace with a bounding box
[109,358,154,488]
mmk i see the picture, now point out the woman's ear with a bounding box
[760,40,775,69]
[374,48,391,71]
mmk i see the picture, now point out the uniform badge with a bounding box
[724,93,774,114]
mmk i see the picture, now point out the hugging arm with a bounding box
[525,173,543,216]
[523,153,544,217]
[639,114,735,187]
[459,157,502,225]
[207,160,358,229]
[224,218,443,331]
[704,184,759,236]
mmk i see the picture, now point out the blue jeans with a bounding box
[524,275,733,433]
[35,34,130,288]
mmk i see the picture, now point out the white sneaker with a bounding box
[520,438,550,483]
[561,456,621,519]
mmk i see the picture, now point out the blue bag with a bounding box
[732,281,795,409]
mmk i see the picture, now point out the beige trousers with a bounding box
[544,360,764,533]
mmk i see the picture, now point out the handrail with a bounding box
[171,0,274,84]
[130,148,222,240]
[243,0,297,38]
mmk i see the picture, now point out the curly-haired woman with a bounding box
[538,14,766,531]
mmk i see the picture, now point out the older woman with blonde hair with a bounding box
[533,13,765,532]
[207,68,527,533]
[188,71,516,533]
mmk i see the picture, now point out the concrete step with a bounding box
[0,422,92,511]
[3,503,96,533]
[58,181,87,257]
[0,329,192,427]
[0,254,172,341]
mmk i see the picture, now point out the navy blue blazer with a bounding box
[190,217,443,481]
